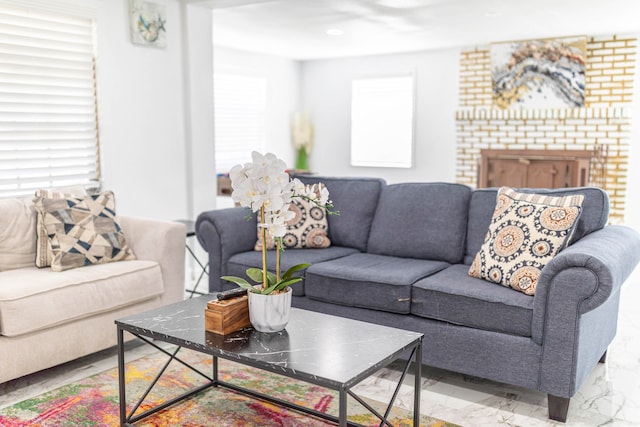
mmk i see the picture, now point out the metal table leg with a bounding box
[414,339,422,427]
[339,388,347,427]
[174,219,209,298]
[117,326,127,426]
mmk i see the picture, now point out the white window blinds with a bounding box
[0,4,100,197]
[213,73,266,173]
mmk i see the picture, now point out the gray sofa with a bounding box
[195,176,640,422]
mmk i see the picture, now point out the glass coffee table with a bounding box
[115,295,423,427]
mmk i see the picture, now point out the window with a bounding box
[214,73,266,173]
[350,75,414,168]
[0,4,100,197]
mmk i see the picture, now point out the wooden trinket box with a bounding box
[204,295,251,335]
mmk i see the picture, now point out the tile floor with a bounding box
[1,266,638,427]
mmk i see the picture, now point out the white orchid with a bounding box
[318,185,330,205]
[230,153,292,214]
[223,151,336,295]
[263,208,295,238]
[291,178,306,195]
[289,180,331,207]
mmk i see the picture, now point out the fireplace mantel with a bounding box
[456,107,630,121]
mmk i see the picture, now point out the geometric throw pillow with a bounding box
[468,187,584,295]
[33,191,136,272]
[33,186,87,268]
[254,196,331,250]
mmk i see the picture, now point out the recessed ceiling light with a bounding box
[484,11,502,17]
[326,28,344,36]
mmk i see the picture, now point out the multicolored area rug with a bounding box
[0,348,459,426]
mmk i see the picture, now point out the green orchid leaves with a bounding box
[222,262,310,295]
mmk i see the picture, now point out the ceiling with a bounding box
[190,0,640,60]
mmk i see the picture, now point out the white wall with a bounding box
[300,48,459,183]
[96,0,215,220]
[93,0,640,229]
[213,46,301,168]
[184,4,216,218]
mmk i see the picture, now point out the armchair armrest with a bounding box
[119,216,186,305]
[196,207,258,292]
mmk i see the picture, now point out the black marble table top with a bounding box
[116,295,423,389]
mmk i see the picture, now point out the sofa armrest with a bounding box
[534,225,640,333]
[196,207,258,292]
[119,216,186,305]
[531,225,640,397]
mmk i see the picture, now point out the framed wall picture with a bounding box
[129,0,166,48]
[491,36,586,109]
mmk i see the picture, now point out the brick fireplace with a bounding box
[456,35,636,222]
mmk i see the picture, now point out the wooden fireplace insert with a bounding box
[477,149,592,189]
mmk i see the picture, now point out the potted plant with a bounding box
[291,112,313,171]
[221,151,334,332]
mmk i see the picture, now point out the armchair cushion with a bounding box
[0,260,162,337]
[0,197,36,272]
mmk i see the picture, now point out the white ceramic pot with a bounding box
[247,287,292,333]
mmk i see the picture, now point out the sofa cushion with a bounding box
[0,197,36,272]
[226,246,359,296]
[0,260,163,337]
[305,253,450,314]
[468,187,583,295]
[367,183,471,263]
[33,191,136,272]
[411,264,534,337]
[465,187,609,264]
[297,176,385,251]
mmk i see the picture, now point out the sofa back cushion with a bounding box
[297,176,386,251]
[367,183,471,263]
[465,187,610,264]
[0,197,36,272]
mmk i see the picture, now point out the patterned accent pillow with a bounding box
[33,186,87,267]
[33,191,136,272]
[468,187,584,295]
[255,197,331,250]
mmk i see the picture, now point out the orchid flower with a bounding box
[223,151,336,295]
